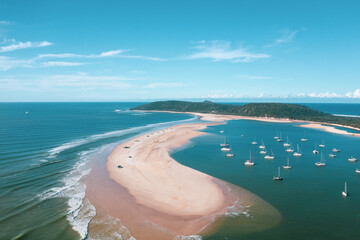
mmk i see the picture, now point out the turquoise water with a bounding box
[1,103,360,239]
[172,120,360,239]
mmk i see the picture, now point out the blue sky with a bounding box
[0,0,359,102]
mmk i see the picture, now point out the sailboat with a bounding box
[244,150,255,166]
[226,152,234,157]
[264,148,275,160]
[355,169,360,174]
[273,167,283,181]
[329,153,336,158]
[315,153,326,166]
[251,137,258,145]
[220,137,229,147]
[319,139,325,148]
[283,136,291,147]
[220,130,224,133]
[293,144,302,157]
[301,133,308,142]
[277,133,283,142]
[313,143,319,154]
[286,147,294,153]
[348,156,357,162]
[283,157,292,169]
[258,140,266,149]
[332,148,340,153]
[342,182,348,197]
[221,147,231,152]
[274,132,279,140]
[259,147,267,154]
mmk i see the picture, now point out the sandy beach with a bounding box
[300,123,360,137]
[136,110,360,137]
[104,122,242,238]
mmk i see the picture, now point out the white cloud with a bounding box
[131,70,147,74]
[36,49,165,61]
[0,41,53,52]
[188,40,270,62]
[42,61,84,67]
[99,50,127,57]
[0,56,33,71]
[265,30,299,48]
[345,89,360,98]
[145,82,183,88]
[0,20,13,25]
[237,74,273,80]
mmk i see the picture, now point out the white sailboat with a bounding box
[258,140,266,149]
[356,169,360,174]
[259,148,267,154]
[277,133,283,142]
[220,130,224,133]
[252,140,258,145]
[293,144,302,157]
[221,147,231,152]
[315,153,326,167]
[319,139,325,148]
[348,156,357,162]
[274,133,279,140]
[220,137,229,147]
[342,182,348,197]
[286,148,294,153]
[264,148,275,160]
[283,136,290,147]
[301,133,308,142]
[273,167,283,181]
[313,143,319,154]
[283,157,292,169]
[244,150,255,166]
[226,152,234,157]
[329,153,336,158]
[332,148,340,153]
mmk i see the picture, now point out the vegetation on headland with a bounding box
[131,100,360,130]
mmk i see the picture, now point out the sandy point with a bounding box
[105,122,240,238]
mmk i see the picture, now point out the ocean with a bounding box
[1,103,360,239]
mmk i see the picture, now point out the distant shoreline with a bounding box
[134,110,360,137]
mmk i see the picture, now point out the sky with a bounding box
[0,0,359,102]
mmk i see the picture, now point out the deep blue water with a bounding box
[1,102,360,240]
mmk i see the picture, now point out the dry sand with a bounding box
[300,123,360,137]
[136,110,360,137]
[105,122,240,238]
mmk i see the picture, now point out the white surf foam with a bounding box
[38,147,101,239]
[333,114,360,118]
[47,116,198,157]
[174,235,202,240]
[225,199,251,218]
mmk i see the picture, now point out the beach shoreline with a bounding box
[134,110,360,137]
[104,121,242,238]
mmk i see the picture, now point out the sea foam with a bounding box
[47,117,197,157]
